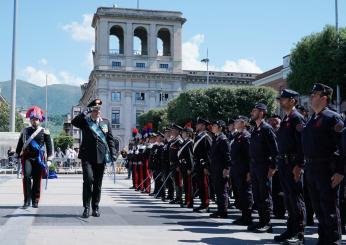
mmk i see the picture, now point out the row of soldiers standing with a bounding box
[127,83,345,245]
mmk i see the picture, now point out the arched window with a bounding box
[133,27,148,56]
[157,28,171,56]
[109,25,124,54]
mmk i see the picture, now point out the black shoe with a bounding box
[232,217,253,226]
[129,186,135,189]
[274,231,294,242]
[254,224,272,233]
[284,233,304,245]
[92,208,100,217]
[169,199,181,204]
[32,202,38,208]
[247,222,261,231]
[22,201,30,209]
[209,212,228,219]
[193,204,209,212]
[82,208,90,218]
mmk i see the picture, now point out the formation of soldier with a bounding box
[126,83,346,245]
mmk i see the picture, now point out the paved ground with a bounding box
[0,174,344,245]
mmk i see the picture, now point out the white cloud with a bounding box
[182,34,263,74]
[39,58,48,66]
[22,66,84,86]
[62,14,94,43]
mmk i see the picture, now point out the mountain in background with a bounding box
[0,80,81,115]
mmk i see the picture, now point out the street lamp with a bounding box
[10,0,18,132]
[201,49,210,87]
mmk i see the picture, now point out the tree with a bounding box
[288,25,346,97]
[138,108,169,132]
[167,86,277,125]
[53,132,73,152]
[0,101,24,132]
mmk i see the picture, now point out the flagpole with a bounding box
[10,0,18,132]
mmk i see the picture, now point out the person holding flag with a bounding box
[15,106,53,209]
[72,99,118,218]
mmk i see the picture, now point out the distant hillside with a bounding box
[0,80,81,115]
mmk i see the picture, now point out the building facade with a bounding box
[79,7,258,150]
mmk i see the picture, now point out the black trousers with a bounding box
[231,169,253,212]
[306,162,342,244]
[23,158,43,204]
[212,174,229,213]
[278,162,305,234]
[250,164,272,225]
[82,161,105,210]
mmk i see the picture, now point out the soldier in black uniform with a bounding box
[267,114,287,220]
[248,103,278,233]
[193,118,212,212]
[151,132,165,197]
[15,106,53,208]
[231,116,254,225]
[71,99,117,218]
[209,120,232,218]
[302,83,344,244]
[161,128,174,201]
[169,124,184,204]
[179,127,194,208]
[274,89,306,244]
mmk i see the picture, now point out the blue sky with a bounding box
[0,0,345,87]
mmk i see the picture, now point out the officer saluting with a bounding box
[248,103,279,233]
[302,83,344,244]
[275,89,306,244]
[71,99,117,218]
[15,106,53,208]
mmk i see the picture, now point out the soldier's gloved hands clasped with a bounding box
[47,160,52,167]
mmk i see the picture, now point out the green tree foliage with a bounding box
[138,108,169,131]
[165,86,277,126]
[0,101,24,132]
[288,25,346,97]
[53,132,73,152]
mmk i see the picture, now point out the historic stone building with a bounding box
[79,7,258,150]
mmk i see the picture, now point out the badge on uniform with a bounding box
[100,124,108,133]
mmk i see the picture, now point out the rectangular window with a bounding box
[159,64,169,69]
[136,63,146,68]
[111,92,121,102]
[112,61,121,67]
[135,92,145,101]
[111,110,120,125]
[159,93,169,101]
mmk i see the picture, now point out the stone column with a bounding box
[123,90,132,147]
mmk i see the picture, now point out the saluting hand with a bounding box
[292,165,302,183]
[331,173,344,189]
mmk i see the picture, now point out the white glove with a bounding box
[47,160,52,167]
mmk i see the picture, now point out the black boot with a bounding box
[32,202,38,208]
[92,208,100,217]
[274,230,294,242]
[82,208,90,218]
[22,200,31,209]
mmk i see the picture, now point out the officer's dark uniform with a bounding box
[178,128,194,208]
[248,103,278,232]
[16,111,53,208]
[275,89,306,243]
[230,116,254,225]
[161,130,174,201]
[169,125,184,204]
[302,84,344,244]
[193,118,212,212]
[71,99,117,218]
[341,123,346,234]
[209,120,232,218]
[151,133,165,197]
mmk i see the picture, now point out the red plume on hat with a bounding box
[185,121,192,129]
[132,128,139,138]
[26,106,45,122]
